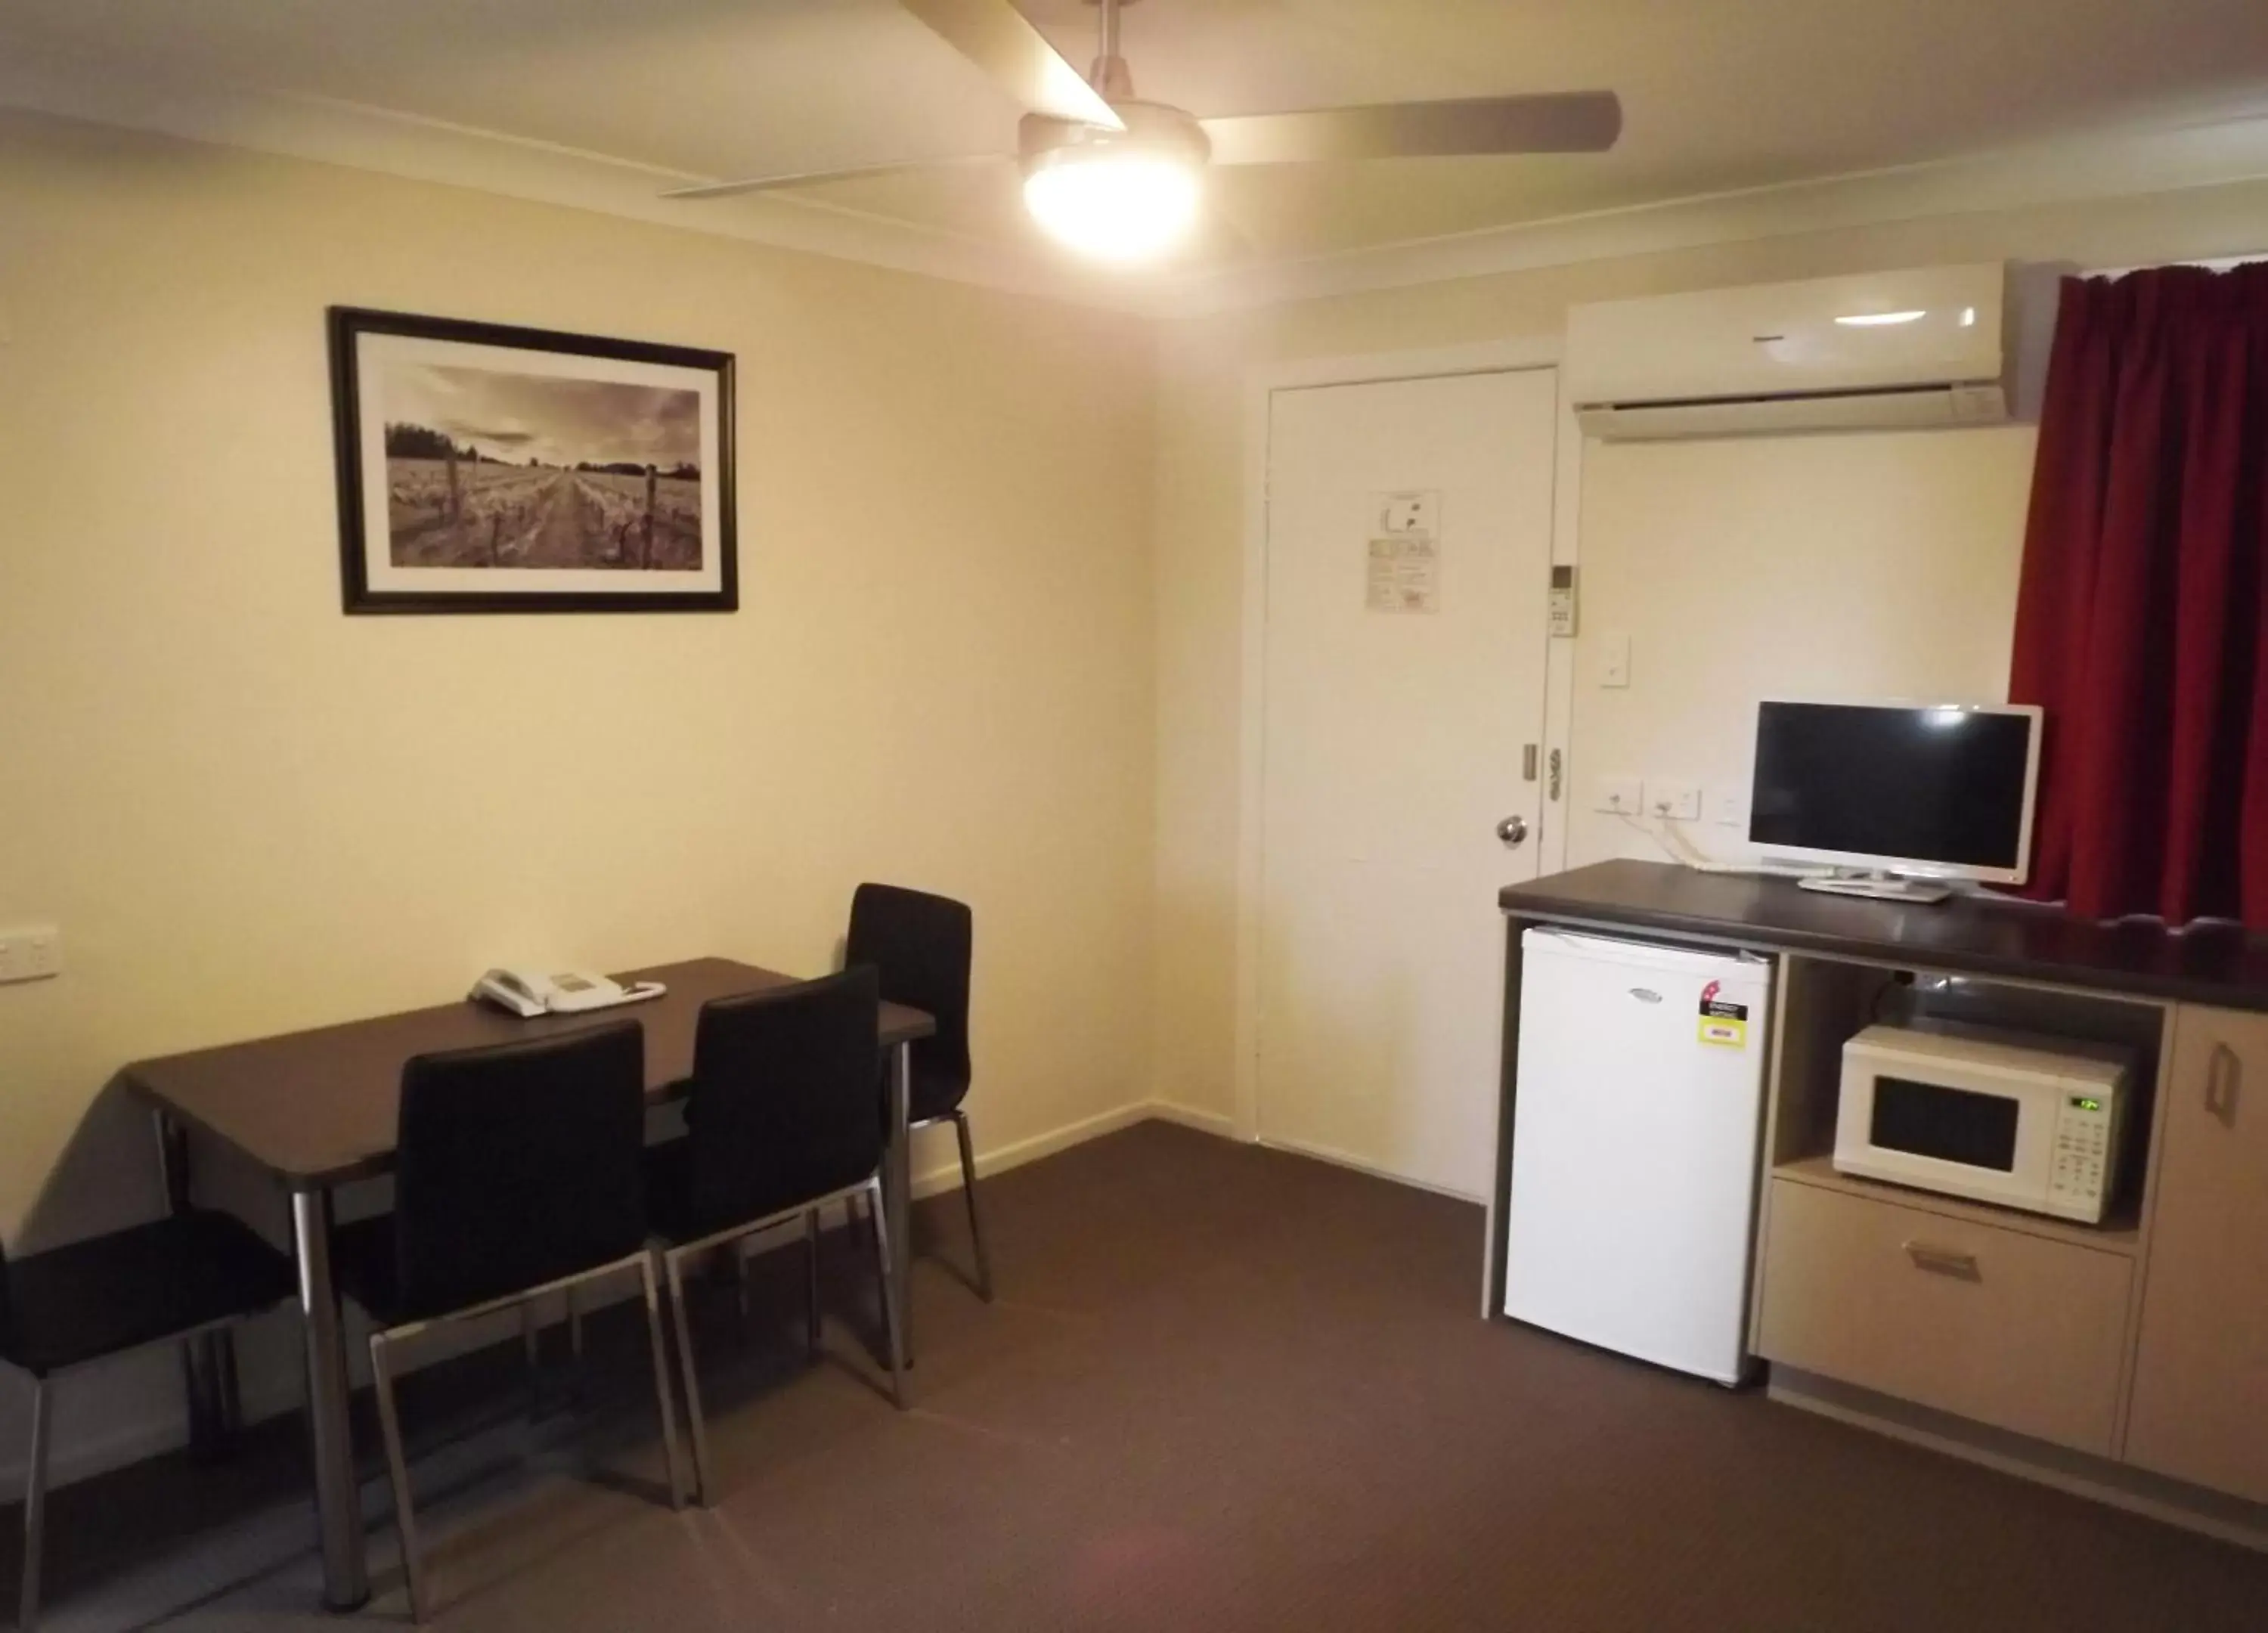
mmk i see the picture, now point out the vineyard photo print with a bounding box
[329,308,737,613]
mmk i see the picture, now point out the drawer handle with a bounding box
[1902,1241,1981,1281]
[2208,1041,2242,1126]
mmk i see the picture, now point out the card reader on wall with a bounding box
[1548,565,1577,637]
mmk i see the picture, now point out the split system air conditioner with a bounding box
[1564,263,2008,440]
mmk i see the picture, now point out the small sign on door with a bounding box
[1366,489,1441,614]
[1367,536,1440,613]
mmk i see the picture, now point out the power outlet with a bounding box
[0,924,60,984]
[1712,789,1751,830]
[1645,780,1702,823]
[1594,777,1644,817]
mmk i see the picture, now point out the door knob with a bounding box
[1496,814,1529,847]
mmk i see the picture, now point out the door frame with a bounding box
[1236,337,1582,1144]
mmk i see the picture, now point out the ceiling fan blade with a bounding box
[662,152,1009,201]
[1199,205,1258,263]
[900,0,1124,131]
[1201,92,1621,166]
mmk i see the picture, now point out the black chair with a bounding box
[847,883,990,1300]
[3,1212,295,1628]
[329,1021,684,1624]
[649,967,906,1506]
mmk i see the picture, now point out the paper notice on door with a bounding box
[1366,535,1439,613]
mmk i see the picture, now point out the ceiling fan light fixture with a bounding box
[1023,147,1201,262]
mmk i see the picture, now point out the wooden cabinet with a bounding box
[2125,1005,2268,1501]
[1758,1177,2132,1455]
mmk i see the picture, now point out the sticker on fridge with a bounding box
[1697,978,1749,1048]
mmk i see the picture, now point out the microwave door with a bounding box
[1870,1076,2019,1170]
[1848,1074,2057,1210]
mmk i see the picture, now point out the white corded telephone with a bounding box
[469,967,668,1018]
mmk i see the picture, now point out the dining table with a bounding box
[122,956,934,1612]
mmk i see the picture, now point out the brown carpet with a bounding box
[9,1119,2266,1629]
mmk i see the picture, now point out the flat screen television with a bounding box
[1749,700,2043,893]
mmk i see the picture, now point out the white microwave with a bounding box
[1834,1024,2133,1224]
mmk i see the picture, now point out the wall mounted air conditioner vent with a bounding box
[1565,264,2009,440]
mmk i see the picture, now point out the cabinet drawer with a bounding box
[1758,1178,2131,1455]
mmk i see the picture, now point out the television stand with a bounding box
[1796,872,1953,905]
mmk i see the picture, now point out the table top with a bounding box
[1501,860,2268,1013]
[123,958,936,1190]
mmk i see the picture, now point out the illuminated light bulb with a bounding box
[1024,150,1201,263]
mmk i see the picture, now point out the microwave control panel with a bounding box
[2046,1093,2117,1218]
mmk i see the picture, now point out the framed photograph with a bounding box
[328,307,736,614]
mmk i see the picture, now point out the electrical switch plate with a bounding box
[0,924,60,984]
[1712,789,1751,830]
[1599,631,1631,688]
[1646,780,1702,823]
[1594,777,1644,816]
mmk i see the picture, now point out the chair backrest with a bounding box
[392,1021,648,1320]
[846,883,972,1089]
[683,965,883,1232]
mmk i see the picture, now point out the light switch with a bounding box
[0,924,60,984]
[1712,789,1751,830]
[1599,631,1631,689]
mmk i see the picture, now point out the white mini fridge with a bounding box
[1504,928,1774,1385]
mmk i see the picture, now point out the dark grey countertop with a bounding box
[1501,860,2268,1013]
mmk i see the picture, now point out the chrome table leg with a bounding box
[885,1042,914,1366]
[291,1187,370,1610]
[20,1378,51,1630]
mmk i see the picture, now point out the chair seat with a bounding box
[333,1213,601,1328]
[328,1213,409,1325]
[906,1064,969,1125]
[644,1138,868,1247]
[2,1211,295,1378]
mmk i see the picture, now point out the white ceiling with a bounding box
[7,0,2268,283]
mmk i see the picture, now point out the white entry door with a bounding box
[1258,369,1559,1198]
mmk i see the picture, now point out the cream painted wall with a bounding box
[1569,432,2030,868]
[1152,177,2268,1127]
[0,111,1155,1480]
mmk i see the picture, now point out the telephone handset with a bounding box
[469,967,668,1018]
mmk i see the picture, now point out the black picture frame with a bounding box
[328,306,738,615]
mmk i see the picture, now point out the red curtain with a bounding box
[2009,262,2268,926]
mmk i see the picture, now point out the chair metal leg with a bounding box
[636,1255,687,1513]
[215,1330,244,1438]
[521,1302,542,1411]
[369,1334,431,1625]
[662,1252,713,1507]
[866,1179,909,1410]
[20,1377,51,1631]
[951,1111,994,1303]
[805,1210,823,1359]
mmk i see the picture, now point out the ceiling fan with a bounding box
[664,0,1622,264]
